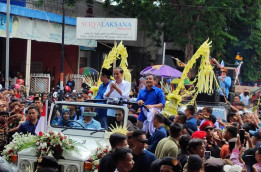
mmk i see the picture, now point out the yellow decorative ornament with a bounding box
[89,41,131,98]
[106,123,128,136]
[163,39,219,117]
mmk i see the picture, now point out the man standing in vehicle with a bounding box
[137,75,165,129]
[104,67,130,126]
[95,68,112,129]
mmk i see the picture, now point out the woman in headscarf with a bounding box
[58,109,73,127]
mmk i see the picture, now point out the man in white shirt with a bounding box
[104,67,130,127]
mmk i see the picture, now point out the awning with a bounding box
[0,2,97,47]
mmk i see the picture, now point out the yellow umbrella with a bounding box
[171,78,181,84]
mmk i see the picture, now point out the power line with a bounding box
[160,1,261,10]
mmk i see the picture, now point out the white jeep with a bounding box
[15,101,128,172]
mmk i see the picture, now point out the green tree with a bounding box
[103,0,261,82]
[34,0,261,81]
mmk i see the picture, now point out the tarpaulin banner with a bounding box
[0,15,97,47]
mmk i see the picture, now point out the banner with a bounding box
[76,18,138,41]
[0,13,12,32]
[0,15,97,47]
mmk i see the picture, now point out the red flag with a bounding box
[35,103,47,135]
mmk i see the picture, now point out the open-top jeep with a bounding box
[15,101,129,172]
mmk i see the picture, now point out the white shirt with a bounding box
[103,80,130,101]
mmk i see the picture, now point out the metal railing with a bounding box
[30,73,50,93]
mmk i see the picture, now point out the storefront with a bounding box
[0,2,97,93]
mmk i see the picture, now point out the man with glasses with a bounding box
[218,67,231,102]
[130,130,156,172]
[199,121,221,158]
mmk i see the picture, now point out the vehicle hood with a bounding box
[19,135,109,161]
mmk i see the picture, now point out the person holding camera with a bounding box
[199,121,221,158]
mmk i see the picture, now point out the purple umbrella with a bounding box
[140,65,182,78]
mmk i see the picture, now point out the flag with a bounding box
[234,62,243,85]
[235,62,242,75]
[172,57,186,67]
[220,60,224,68]
[35,103,47,136]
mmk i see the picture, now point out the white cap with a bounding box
[223,165,242,172]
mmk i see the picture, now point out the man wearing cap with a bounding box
[200,121,221,158]
[75,94,85,120]
[74,111,101,130]
[104,67,131,126]
[240,89,250,106]
[64,94,73,101]
[34,97,43,114]
[76,94,84,102]
[187,154,203,172]
[95,68,112,129]
[159,157,182,172]
[0,111,8,152]
[204,158,224,172]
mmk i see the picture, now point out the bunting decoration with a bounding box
[89,41,131,98]
[163,39,220,117]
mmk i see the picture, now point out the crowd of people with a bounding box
[96,66,261,172]
[0,65,260,172]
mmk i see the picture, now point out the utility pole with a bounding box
[5,0,10,89]
[59,0,65,100]
[162,42,166,65]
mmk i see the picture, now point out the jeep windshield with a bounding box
[48,101,128,137]
[179,103,228,120]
